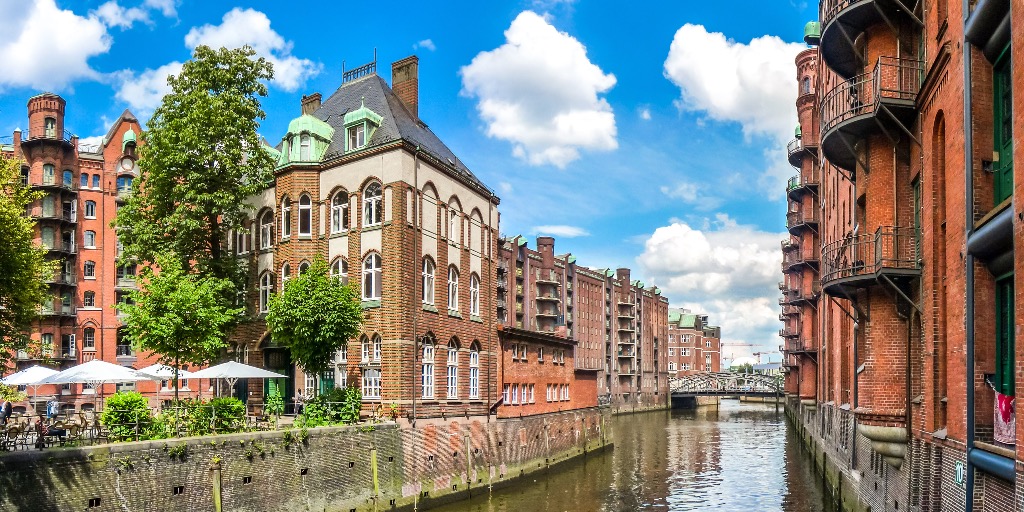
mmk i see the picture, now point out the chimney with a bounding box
[301,93,322,115]
[537,236,554,268]
[391,56,419,119]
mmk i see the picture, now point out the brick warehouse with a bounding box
[496,235,670,412]
[0,94,185,409]
[666,309,721,377]
[781,1,1024,510]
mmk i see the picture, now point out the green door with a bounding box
[994,50,1013,204]
[995,275,1015,396]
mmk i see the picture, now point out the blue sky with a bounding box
[0,0,819,361]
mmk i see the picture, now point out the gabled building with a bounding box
[667,309,721,376]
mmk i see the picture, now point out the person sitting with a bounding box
[0,399,11,426]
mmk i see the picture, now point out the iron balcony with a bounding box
[822,225,920,297]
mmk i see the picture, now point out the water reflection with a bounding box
[432,400,834,511]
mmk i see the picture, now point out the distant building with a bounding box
[666,309,721,376]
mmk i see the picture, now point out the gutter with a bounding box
[963,0,977,504]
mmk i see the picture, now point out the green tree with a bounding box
[267,257,363,379]
[114,45,275,294]
[0,155,56,371]
[117,255,242,401]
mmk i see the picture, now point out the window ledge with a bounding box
[329,231,349,239]
[470,314,483,323]
[298,235,313,240]
[448,310,462,319]
[361,300,381,309]
[259,248,273,255]
[84,216,96,220]
[362,224,383,232]
[422,304,438,313]
[84,276,96,280]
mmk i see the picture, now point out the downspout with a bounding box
[487,192,496,423]
[411,146,420,428]
[962,2,976,508]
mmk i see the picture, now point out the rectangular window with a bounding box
[538,347,544,362]
[529,384,535,403]
[348,124,365,150]
[469,366,479,399]
[362,369,381,399]
[996,275,1015,395]
[503,384,510,405]
[511,384,519,405]
[994,50,1013,204]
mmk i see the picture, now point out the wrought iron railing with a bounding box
[821,57,924,135]
[822,226,919,284]
[787,209,819,230]
[787,139,803,163]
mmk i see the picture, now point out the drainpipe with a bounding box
[962,1,976,507]
[411,146,421,428]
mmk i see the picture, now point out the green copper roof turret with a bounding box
[343,98,383,127]
[122,128,137,152]
[286,114,334,141]
[804,21,820,45]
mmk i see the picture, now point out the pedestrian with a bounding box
[0,398,11,426]
[46,395,59,420]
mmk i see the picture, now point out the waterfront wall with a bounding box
[785,396,977,512]
[0,407,609,512]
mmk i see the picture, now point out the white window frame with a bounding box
[511,384,519,405]
[361,337,371,363]
[259,273,272,313]
[84,200,96,219]
[362,253,382,300]
[298,194,312,237]
[469,347,480,399]
[260,212,273,249]
[83,327,95,349]
[446,342,458,399]
[363,182,382,227]
[421,343,435,399]
[281,263,291,286]
[281,196,291,239]
[348,123,366,150]
[84,260,96,278]
[422,258,435,305]
[84,230,96,249]
[447,266,459,311]
[331,192,349,233]
[362,368,381,399]
[502,384,510,405]
[373,335,382,362]
[469,273,480,316]
[299,133,311,161]
[331,258,349,285]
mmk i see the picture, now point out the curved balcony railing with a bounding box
[784,244,820,270]
[26,129,75,144]
[787,138,803,166]
[821,57,924,136]
[787,209,819,232]
[781,238,799,252]
[822,226,919,288]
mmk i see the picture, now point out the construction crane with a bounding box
[752,351,780,364]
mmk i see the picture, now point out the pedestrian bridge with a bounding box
[669,372,782,398]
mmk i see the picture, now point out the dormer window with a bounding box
[348,124,365,150]
[299,133,311,161]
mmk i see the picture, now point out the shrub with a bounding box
[210,397,245,434]
[296,386,362,427]
[100,392,153,442]
[265,393,284,416]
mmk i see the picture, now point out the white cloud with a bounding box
[93,1,149,29]
[498,181,513,194]
[460,11,617,168]
[660,181,699,202]
[0,0,111,90]
[114,61,183,115]
[414,39,436,51]
[144,0,177,17]
[639,107,651,120]
[664,24,802,144]
[637,215,786,350]
[531,225,590,238]
[184,8,321,91]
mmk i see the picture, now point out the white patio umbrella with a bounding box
[188,361,285,395]
[40,360,158,408]
[137,364,194,387]
[0,365,59,403]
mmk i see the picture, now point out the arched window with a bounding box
[44,117,55,137]
[469,342,480,399]
[331,191,350,233]
[363,182,382,226]
[84,260,96,278]
[447,266,459,311]
[260,211,273,249]
[235,221,248,255]
[83,291,96,308]
[62,170,73,188]
[92,175,100,189]
[373,334,382,361]
[83,327,96,349]
[298,261,310,274]
[43,164,55,185]
[299,133,311,161]
[422,258,435,305]
[84,201,96,219]
[470,273,480,316]
[259,273,273,312]
[331,258,349,284]
[449,208,459,242]
[362,253,382,300]
[801,76,811,94]
[446,340,458,399]
[360,336,371,363]
[116,175,133,193]
[298,194,311,236]
[281,196,292,238]
[421,341,435,398]
[281,263,291,285]
[84,230,96,248]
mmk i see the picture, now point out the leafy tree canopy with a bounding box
[118,254,242,376]
[267,257,363,376]
[0,155,55,372]
[114,45,275,292]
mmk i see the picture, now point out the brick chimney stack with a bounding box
[391,56,419,119]
[537,236,554,267]
[301,93,322,115]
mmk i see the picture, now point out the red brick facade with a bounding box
[666,310,721,377]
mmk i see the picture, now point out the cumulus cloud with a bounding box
[639,107,651,120]
[0,0,111,90]
[184,8,321,91]
[460,11,617,168]
[637,215,786,350]
[414,39,436,51]
[664,24,802,144]
[114,61,184,115]
[144,0,178,17]
[93,1,150,29]
[531,225,590,238]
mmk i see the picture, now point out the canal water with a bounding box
[432,400,836,512]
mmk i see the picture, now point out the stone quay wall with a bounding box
[0,407,610,512]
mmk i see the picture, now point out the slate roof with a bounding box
[309,74,494,198]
